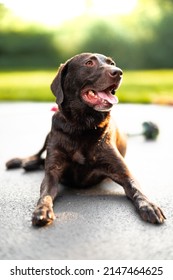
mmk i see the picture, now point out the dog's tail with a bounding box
[6,133,50,171]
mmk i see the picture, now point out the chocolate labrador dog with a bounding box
[6,53,165,226]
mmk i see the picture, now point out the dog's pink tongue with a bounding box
[97,91,118,104]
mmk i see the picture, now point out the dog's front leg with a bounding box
[32,175,59,226]
[32,155,65,226]
[106,154,166,224]
[121,176,165,224]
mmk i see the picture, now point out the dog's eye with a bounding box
[85,60,94,67]
[108,60,115,66]
[106,58,115,66]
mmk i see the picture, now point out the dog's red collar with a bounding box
[51,105,59,112]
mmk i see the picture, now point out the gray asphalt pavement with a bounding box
[0,102,173,260]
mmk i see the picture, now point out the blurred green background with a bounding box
[0,0,173,104]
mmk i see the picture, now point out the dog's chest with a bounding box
[63,148,98,188]
[72,150,86,164]
[63,127,109,165]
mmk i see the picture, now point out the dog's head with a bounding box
[51,53,123,113]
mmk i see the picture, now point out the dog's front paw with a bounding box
[138,201,166,224]
[32,204,56,227]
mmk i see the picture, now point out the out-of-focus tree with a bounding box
[1,1,173,70]
[132,0,173,68]
[0,4,61,69]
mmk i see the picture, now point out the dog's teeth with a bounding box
[48,212,52,219]
[88,90,96,97]
[88,90,94,95]
[38,215,44,220]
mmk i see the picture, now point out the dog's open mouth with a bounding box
[81,85,118,112]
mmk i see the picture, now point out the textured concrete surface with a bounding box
[0,102,173,260]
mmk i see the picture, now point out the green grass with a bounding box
[0,69,173,103]
[119,69,173,104]
[0,70,55,101]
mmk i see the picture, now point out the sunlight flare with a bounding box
[2,0,138,26]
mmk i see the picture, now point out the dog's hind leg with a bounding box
[6,133,50,171]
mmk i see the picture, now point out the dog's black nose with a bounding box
[110,67,123,78]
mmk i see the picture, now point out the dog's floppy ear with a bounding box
[51,63,67,105]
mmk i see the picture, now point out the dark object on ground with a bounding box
[127,121,159,140]
[142,121,159,140]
